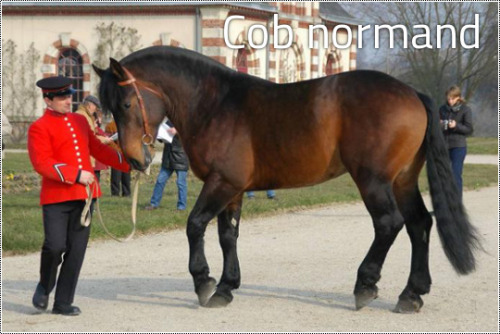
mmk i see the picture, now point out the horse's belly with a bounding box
[257,147,346,189]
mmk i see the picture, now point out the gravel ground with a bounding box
[2,186,498,332]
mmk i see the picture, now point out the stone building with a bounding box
[2,1,360,134]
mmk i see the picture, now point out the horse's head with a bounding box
[93,58,167,171]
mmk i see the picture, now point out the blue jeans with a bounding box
[449,147,467,198]
[150,167,187,210]
[247,190,275,198]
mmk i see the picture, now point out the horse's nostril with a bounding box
[144,152,152,167]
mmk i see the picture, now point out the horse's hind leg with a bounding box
[393,181,433,313]
[187,176,240,307]
[353,176,405,310]
[205,195,243,308]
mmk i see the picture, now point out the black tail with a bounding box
[418,92,480,275]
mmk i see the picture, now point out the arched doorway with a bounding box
[325,49,342,76]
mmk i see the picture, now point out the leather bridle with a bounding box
[87,66,162,242]
[117,66,164,146]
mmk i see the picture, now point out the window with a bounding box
[326,53,336,76]
[325,51,342,76]
[58,48,83,111]
[236,48,249,73]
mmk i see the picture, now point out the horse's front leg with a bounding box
[186,176,239,307]
[205,195,243,308]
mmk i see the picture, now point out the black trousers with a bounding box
[110,168,131,196]
[40,200,90,306]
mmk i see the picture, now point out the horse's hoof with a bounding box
[393,296,423,314]
[354,286,378,310]
[196,277,217,307]
[205,290,233,308]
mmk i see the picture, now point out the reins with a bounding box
[81,174,141,242]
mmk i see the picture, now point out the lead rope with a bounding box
[81,171,143,242]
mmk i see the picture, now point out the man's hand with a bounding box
[78,170,95,186]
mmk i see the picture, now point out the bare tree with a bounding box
[93,22,142,105]
[342,2,498,136]
[94,22,142,69]
[386,2,497,103]
[2,40,40,143]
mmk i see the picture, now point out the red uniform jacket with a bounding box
[28,108,130,205]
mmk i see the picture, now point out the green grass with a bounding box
[2,150,497,255]
[3,142,28,150]
[467,137,498,155]
[5,137,496,157]
[2,153,33,173]
[5,136,497,153]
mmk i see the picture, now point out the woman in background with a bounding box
[439,85,473,199]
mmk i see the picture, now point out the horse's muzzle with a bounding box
[128,152,152,172]
[128,158,148,171]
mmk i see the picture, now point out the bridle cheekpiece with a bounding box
[117,66,163,146]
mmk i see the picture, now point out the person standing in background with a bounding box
[145,123,189,211]
[92,110,110,182]
[439,85,473,199]
[76,96,112,182]
[105,119,131,197]
[246,190,276,200]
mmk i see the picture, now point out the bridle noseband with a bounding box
[117,66,164,146]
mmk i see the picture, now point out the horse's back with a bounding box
[244,77,345,189]
[245,71,427,189]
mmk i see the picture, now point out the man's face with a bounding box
[45,95,72,114]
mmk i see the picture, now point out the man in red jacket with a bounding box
[28,76,130,316]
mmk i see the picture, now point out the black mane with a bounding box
[123,46,232,74]
[98,46,239,117]
[98,68,125,118]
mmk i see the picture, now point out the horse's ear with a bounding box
[92,64,105,78]
[109,58,127,80]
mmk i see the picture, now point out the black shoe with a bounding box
[52,304,81,316]
[32,283,49,311]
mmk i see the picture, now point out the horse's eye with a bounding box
[124,102,131,109]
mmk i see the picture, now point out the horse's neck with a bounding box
[160,70,232,132]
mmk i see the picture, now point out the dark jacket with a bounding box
[439,103,473,149]
[161,135,189,171]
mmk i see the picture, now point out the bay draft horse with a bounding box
[93,46,479,313]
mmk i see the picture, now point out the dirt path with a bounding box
[2,187,498,332]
